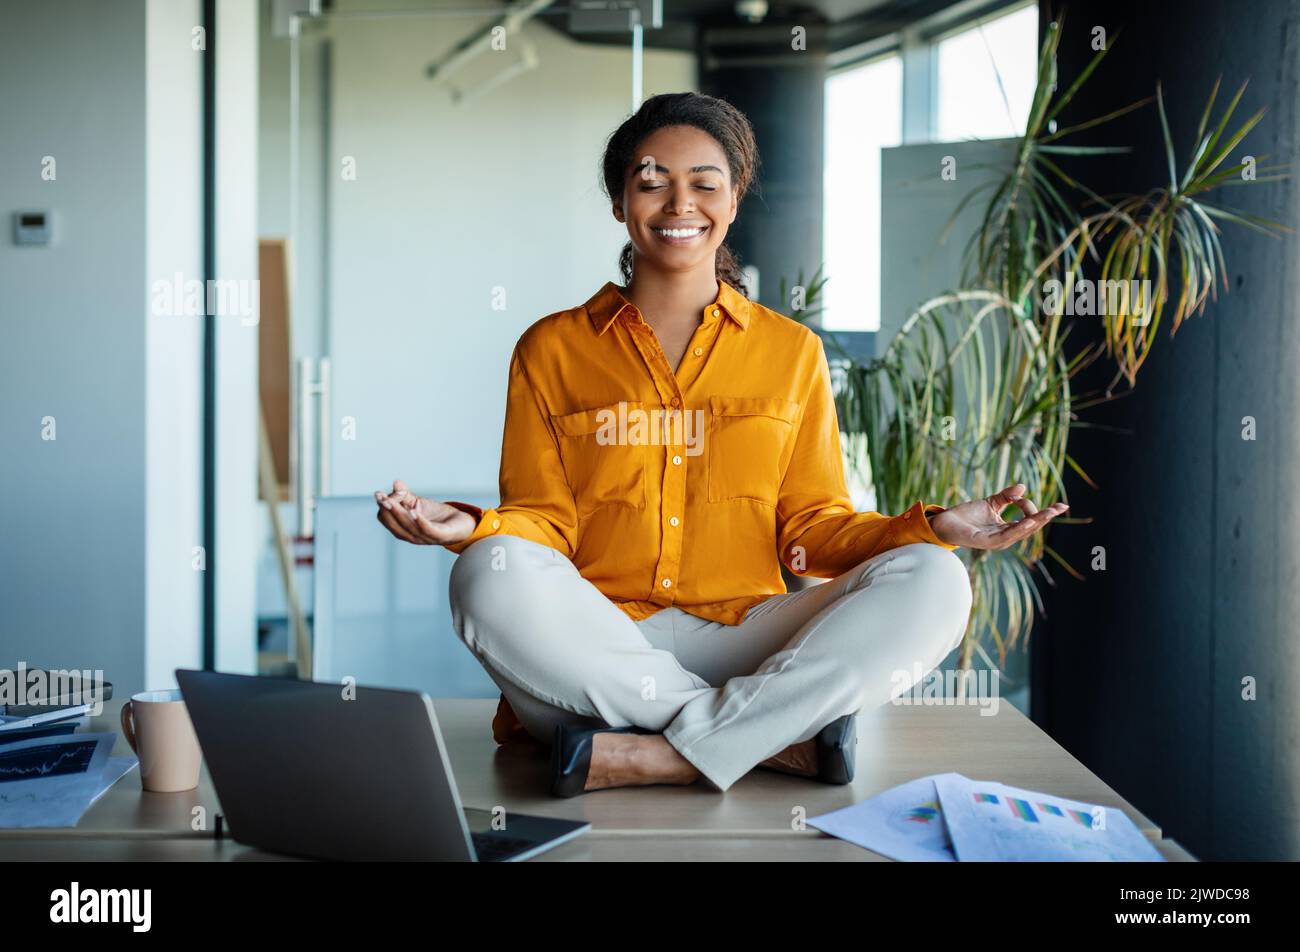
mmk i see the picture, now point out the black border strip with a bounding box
[202,0,216,670]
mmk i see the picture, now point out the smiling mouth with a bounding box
[652,225,709,244]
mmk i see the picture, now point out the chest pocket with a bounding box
[707,395,800,506]
[550,401,647,517]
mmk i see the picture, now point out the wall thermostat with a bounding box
[14,211,53,246]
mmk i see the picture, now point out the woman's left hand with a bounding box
[927,483,1068,551]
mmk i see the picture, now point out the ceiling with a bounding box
[547,0,964,54]
[321,0,970,56]
[655,0,896,22]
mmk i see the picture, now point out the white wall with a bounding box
[213,0,261,674]
[145,0,260,686]
[249,4,693,627]
[144,0,204,691]
[1,0,259,694]
[0,0,149,692]
[298,6,695,498]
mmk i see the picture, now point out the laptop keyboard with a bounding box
[471,832,536,862]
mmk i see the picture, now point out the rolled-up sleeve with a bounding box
[443,345,579,558]
[776,339,957,577]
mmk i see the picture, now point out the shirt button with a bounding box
[491,518,501,530]
[670,396,681,408]
[903,511,912,519]
[693,347,703,356]
[669,516,680,527]
[662,578,672,588]
[672,454,682,466]
[711,307,720,317]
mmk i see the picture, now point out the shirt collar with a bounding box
[584,279,751,335]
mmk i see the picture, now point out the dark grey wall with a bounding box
[1033,0,1300,860]
[700,25,828,312]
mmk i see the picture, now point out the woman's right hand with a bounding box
[374,479,477,546]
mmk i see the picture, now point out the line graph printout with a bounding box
[0,737,96,779]
[0,732,115,828]
[934,774,1166,862]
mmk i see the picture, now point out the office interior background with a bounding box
[1,0,1296,861]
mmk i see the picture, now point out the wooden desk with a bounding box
[0,697,1193,861]
[0,835,1198,862]
[435,698,1166,839]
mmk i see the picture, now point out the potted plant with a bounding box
[784,16,1286,692]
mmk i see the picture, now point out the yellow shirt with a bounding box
[445,279,956,741]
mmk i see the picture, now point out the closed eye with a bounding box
[641,184,718,191]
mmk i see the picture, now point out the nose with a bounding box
[665,181,694,216]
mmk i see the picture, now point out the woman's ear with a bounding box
[612,199,625,224]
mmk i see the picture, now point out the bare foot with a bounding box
[585,733,700,791]
[758,739,819,777]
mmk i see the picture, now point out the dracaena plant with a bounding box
[784,15,1286,679]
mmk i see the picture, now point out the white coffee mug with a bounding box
[119,689,202,792]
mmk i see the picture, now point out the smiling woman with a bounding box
[602,92,758,304]
[374,92,1065,798]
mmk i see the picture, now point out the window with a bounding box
[936,3,1038,141]
[819,2,1037,332]
[822,54,902,333]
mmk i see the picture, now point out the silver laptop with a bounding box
[175,669,589,862]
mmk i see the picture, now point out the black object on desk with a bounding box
[0,721,80,746]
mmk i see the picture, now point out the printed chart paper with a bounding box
[934,774,1165,862]
[808,773,959,861]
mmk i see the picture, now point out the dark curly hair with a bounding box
[600,92,760,298]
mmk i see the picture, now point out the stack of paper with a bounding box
[809,773,1165,862]
[0,731,138,828]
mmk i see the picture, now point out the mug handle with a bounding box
[120,700,138,754]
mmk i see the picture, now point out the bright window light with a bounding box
[936,3,1038,141]
[822,54,902,332]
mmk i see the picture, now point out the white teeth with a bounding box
[655,227,706,239]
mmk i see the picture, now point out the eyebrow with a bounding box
[637,161,725,175]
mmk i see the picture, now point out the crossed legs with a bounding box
[449,534,973,792]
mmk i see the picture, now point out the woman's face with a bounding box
[614,124,738,279]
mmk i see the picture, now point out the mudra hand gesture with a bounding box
[928,482,1068,550]
[374,480,476,545]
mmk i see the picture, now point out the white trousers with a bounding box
[448,534,973,791]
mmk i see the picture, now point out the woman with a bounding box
[375,92,1066,797]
